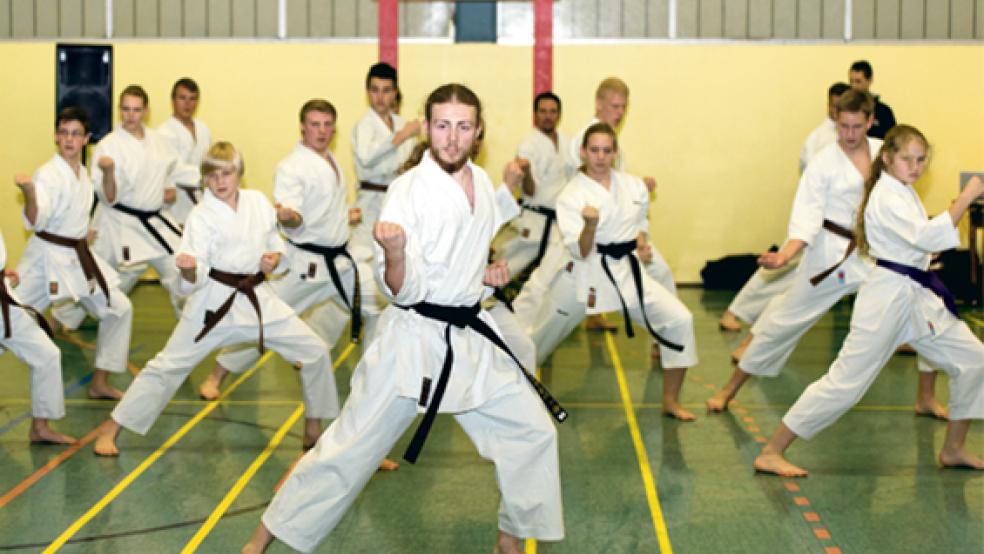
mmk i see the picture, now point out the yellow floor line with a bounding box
[965,313,984,327]
[181,404,305,552]
[171,343,356,550]
[603,332,673,554]
[43,350,279,552]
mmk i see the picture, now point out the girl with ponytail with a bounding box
[754,124,984,477]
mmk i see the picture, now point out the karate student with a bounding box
[754,125,984,477]
[349,62,419,263]
[495,91,573,278]
[91,85,195,314]
[569,77,675,336]
[719,82,850,335]
[159,77,212,225]
[706,91,942,415]
[14,107,134,401]
[849,60,896,139]
[1,229,73,444]
[93,142,337,456]
[243,84,565,554]
[525,122,698,420]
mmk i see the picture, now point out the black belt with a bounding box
[596,240,684,352]
[359,181,387,193]
[196,269,266,353]
[397,301,567,464]
[0,269,53,340]
[289,240,362,342]
[519,203,557,275]
[809,219,856,286]
[36,231,111,305]
[177,185,200,205]
[112,202,182,255]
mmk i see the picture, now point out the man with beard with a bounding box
[243,83,564,554]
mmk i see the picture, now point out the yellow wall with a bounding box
[2,41,982,282]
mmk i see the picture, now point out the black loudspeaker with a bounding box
[56,44,113,143]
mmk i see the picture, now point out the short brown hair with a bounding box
[120,84,149,107]
[299,99,337,123]
[835,89,875,118]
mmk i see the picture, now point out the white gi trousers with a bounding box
[487,301,537,372]
[496,212,563,278]
[215,259,383,374]
[726,264,798,324]
[783,270,984,439]
[111,314,337,435]
[51,254,181,329]
[261,379,563,553]
[516,255,696,368]
[1,294,64,419]
[14,275,132,375]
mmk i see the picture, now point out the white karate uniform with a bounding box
[526,170,697,368]
[726,121,836,325]
[739,138,882,377]
[262,152,563,553]
[158,116,211,225]
[216,143,381,374]
[14,155,133,375]
[348,108,416,263]
[90,125,195,312]
[110,189,337,435]
[1,233,65,419]
[783,173,983,439]
[570,118,676,294]
[496,128,572,276]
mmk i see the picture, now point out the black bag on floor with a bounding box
[701,254,760,291]
[933,249,983,307]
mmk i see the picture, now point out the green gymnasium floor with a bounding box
[0,284,981,553]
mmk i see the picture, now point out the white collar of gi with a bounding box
[52,152,84,181]
[295,141,337,165]
[201,186,240,214]
[368,107,397,132]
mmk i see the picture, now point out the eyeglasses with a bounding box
[56,130,87,138]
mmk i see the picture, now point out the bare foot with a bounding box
[493,531,523,554]
[199,364,229,400]
[753,452,808,477]
[914,399,948,421]
[242,523,275,554]
[939,448,984,469]
[718,311,741,332]
[663,404,697,422]
[88,385,123,401]
[29,425,77,445]
[705,389,735,413]
[93,421,121,456]
[378,458,400,472]
[585,314,617,332]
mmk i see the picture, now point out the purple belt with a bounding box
[876,258,958,317]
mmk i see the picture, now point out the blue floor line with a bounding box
[0,373,94,438]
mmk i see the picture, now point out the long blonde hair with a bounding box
[856,124,929,255]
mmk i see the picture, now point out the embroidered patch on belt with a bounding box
[122,246,131,262]
[49,281,59,295]
[418,377,432,407]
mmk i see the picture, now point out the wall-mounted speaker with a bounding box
[56,44,113,143]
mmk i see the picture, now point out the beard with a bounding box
[429,142,470,174]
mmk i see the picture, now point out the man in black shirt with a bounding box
[849,60,896,139]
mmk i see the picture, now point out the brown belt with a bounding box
[359,181,388,193]
[195,269,266,353]
[0,269,53,340]
[37,231,111,305]
[809,219,857,286]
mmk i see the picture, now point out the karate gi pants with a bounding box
[262,380,564,553]
[1,300,64,419]
[216,260,384,373]
[14,277,132,375]
[52,254,182,329]
[112,314,337,435]
[726,265,797,324]
[783,275,984,439]
[496,219,564,278]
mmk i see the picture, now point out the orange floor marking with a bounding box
[813,528,832,540]
[824,547,843,554]
[783,482,800,492]
[746,425,760,433]
[753,436,766,443]
[793,496,810,506]
[742,416,754,423]
[803,512,820,522]
[0,424,103,509]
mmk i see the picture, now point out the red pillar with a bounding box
[533,0,553,95]
[379,0,399,67]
